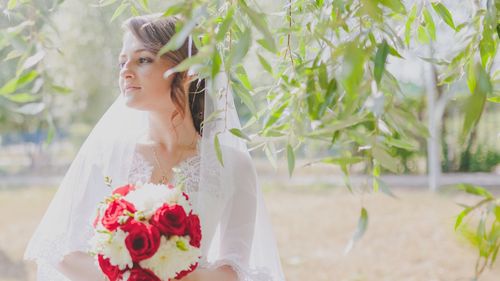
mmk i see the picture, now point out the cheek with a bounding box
[149,73,172,94]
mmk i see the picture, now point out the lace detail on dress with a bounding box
[173,156,201,193]
[128,151,154,185]
[127,151,201,193]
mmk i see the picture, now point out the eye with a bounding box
[138,57,153,64]
[119,61,125,69]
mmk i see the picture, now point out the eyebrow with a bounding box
[118,48,150,59]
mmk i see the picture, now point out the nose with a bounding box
[119,62,135,79]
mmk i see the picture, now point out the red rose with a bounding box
[97,255,124,281]
[122,221,161,262]
[185,214,202,248]
[127,267,161,281]
[151,203,187,236]
[102,199,136,231]
[113,184,136,196]
[175,262,198,280]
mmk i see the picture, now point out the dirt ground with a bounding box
[0,185,499,281]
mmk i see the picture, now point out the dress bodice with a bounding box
[127,150,201,194]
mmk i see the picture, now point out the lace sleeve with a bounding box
[200,150,277,281]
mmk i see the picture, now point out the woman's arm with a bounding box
[56,252,237,281]
[56,251,106,281]
[178,265,238,281]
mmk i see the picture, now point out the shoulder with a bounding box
[218,145,254,172]
[219,145,257,191]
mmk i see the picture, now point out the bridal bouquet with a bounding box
[89,182,202,281]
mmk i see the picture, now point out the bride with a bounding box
[24,15,285,281]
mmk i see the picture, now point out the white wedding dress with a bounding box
[25,73,285,281]
[33,146,279,281]
[128,148,279,280]
[33,149,201,281]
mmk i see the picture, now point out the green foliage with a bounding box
[4,0,500,273]
[454,184,500,279]
[459,146,500,173]
[0,0,65,137]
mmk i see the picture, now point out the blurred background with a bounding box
[1,0,500,280]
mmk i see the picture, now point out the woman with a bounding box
[24,15,285,281]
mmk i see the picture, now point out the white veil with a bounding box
[24,34,285,281]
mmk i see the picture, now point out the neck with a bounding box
[146,109,199,155]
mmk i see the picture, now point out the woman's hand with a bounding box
[56,251,106,281]
[176,265,238,281]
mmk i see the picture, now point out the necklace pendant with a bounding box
[159,175,168,185]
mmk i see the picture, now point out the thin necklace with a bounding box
[147,137,199,184]
[150,145,170,185]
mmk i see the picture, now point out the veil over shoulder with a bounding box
[24,71,286,281]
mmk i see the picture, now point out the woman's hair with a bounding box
[122,15,205,135]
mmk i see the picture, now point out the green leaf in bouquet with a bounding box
[176,239,189,251]
[104,176,113,187]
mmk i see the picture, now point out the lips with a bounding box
[125,85,141,90]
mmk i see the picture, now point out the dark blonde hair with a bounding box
[122,15,205,135]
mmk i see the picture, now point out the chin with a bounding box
[123,94,145,110]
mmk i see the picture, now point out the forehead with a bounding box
[119,32,148,57]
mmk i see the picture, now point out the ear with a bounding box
[186,70,197,83]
